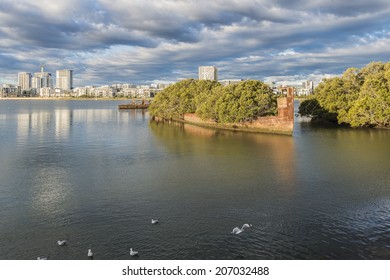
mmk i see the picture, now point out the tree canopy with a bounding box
[148,79,220,119]
[149,79,277,123]
[299,61,390,127]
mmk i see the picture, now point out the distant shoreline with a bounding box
[0,97,148,101]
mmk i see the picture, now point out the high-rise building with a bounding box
[198,66,218,81]
[18,72,32,90]
[301,80,314,95]
[56,69,73,90]
[31,76,41,90]
[32,65,53,89]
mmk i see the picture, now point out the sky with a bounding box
[1,0,390,87]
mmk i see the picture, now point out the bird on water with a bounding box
[88,249,93,259]
[151,219,159,224]
[130,248,138,256]
[231,223,252,234]
[57,240,67,246]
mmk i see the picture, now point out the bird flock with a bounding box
[37,219,252,259]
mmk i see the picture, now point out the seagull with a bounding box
[130,248,138,256]
[151,219,159,224]
[37,256,48,260]
[88,249,93,258]
[57,240,67,246]
[231,223,252,234]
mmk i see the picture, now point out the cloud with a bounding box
[1,0,390,86]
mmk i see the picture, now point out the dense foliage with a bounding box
[149,79,277,123]
[299,61,390,127]
[148,79,220,119]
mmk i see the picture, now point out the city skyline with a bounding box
[1,1,390,87]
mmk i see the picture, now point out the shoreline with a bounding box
[0,97,147,101]
[152,115,294,136]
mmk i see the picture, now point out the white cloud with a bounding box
[278,49,298,56]
[1,0,390,85]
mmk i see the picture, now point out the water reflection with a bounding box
[12,108,143,146]
[149,120,298,196]
[54,110,71,140]
[31,166,71,219]
[1,100,390,260]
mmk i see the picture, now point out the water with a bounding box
[0,99,389,260]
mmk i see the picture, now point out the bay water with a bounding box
[0,100,389,259]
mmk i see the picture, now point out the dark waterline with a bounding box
[0,100,389,260]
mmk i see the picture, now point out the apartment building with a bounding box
[198,66,218,81]
[56,69,73,90]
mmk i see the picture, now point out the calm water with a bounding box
[0,99,389,260]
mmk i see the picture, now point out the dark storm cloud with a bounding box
[1,0,390,86]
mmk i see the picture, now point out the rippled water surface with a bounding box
[0,99,389,259]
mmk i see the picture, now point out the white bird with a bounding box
[37,256,48,260]
[231,223,252,234]
[151,219,159,224]
[130,248,138,256]
[88,249,93,257]
[57,240,67,246]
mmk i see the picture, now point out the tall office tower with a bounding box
[56,69,73,90]
[198,66,218,81]
[302,80,314,95]
[31,76,41,90]
[18,72,32,90]
[32,65,53,90]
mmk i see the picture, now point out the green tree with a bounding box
[150,79,277,124]
[315,77,346,112]
[347,72,390,127]
[299,61,390,128]
[214,80,276,123]
[195,86,223,121]
[298,98,327,120]
[148,79,220,119]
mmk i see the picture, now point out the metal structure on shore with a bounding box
[118,99,151,109]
